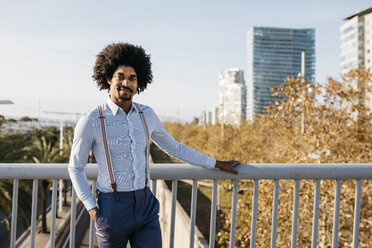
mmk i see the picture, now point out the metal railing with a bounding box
[0,163,371,248]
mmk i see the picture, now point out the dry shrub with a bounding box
[163,68,371,247]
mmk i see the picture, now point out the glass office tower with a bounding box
[246,27,315,121]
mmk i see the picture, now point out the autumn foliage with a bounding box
[163,68,371,247]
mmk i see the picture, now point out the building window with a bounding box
[343,23,357,34]
[342,33,356,44]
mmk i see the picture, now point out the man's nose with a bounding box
[122,78,130,87]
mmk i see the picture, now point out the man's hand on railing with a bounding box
[89,207,99,222]
[215,160,240,175]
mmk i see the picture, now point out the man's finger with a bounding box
[231,162,239,174]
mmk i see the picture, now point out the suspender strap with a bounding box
[98,103,150,192]
[133,102,150,189]
[98,105,118,194]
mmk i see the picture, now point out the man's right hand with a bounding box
[89,207,99,222]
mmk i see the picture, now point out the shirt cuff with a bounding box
[82,198,97,211]
[206,157,216,169]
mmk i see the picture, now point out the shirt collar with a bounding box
[106,96,138,116]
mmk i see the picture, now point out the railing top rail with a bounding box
[0,163,371,180]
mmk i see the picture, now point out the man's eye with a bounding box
[118,75,125,80]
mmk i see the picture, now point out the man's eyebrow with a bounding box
[117,72,137,77]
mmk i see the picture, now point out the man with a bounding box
[68,42,240,248]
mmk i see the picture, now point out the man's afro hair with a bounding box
[93,42,153,93]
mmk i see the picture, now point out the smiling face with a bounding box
[107,65,138,104]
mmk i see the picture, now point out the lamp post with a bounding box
[301,51,306,134]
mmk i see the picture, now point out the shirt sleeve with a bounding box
[68,113,96,210]
[149,108,216,168]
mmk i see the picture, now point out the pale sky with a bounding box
[0,0,370,122]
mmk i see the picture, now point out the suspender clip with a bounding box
[111,182,118,195]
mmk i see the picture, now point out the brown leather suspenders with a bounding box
[98,105,117,194]
[98,103,150,194]
[132,102,150,189]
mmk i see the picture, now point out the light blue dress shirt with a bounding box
[68,97,216,210]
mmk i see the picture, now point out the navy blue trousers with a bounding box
[95,188,162,248]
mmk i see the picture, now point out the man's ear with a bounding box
[106,78,112,85]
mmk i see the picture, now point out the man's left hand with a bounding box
[215,160,240,175]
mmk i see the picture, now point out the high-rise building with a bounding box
[246,27,315,121]
[340,7,372,111]
[211,106,219,125]
[219,68,246,126]
[206,110,212,124]
[340,7,372,74]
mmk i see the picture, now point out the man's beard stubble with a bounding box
[119,96,131,101]
[117,85,134,101]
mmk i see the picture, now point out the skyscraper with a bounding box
[340,7,372,74]
[219,68,246,126]
[340,7,372,112]
[246,27,316,121]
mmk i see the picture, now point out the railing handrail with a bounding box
[0,163,371,180]
[2,163,371,248]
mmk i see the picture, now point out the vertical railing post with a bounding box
[229,180,239,248]
[291,180,300,248]
[50,179,58,248]
[30,179,38,248]
[59,179,63,212]
[311,180,321,248]
[89,181,97,248]
[169,180,178,248]
[70,188,77,248]
[189,179,198,248]
[250,180,259,248]
[270,179,280,248]
[352,180,362,248]
[151,179,157,197]
[332,180,341,248]
[10,179,19,248]
[209,180,218,248]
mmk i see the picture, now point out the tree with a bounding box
[0,133,32,162]
[0,133,33,237]
[163,68,371,247]
[7,119,17,123]
[0,115,5,127]
[19,116,33,122]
